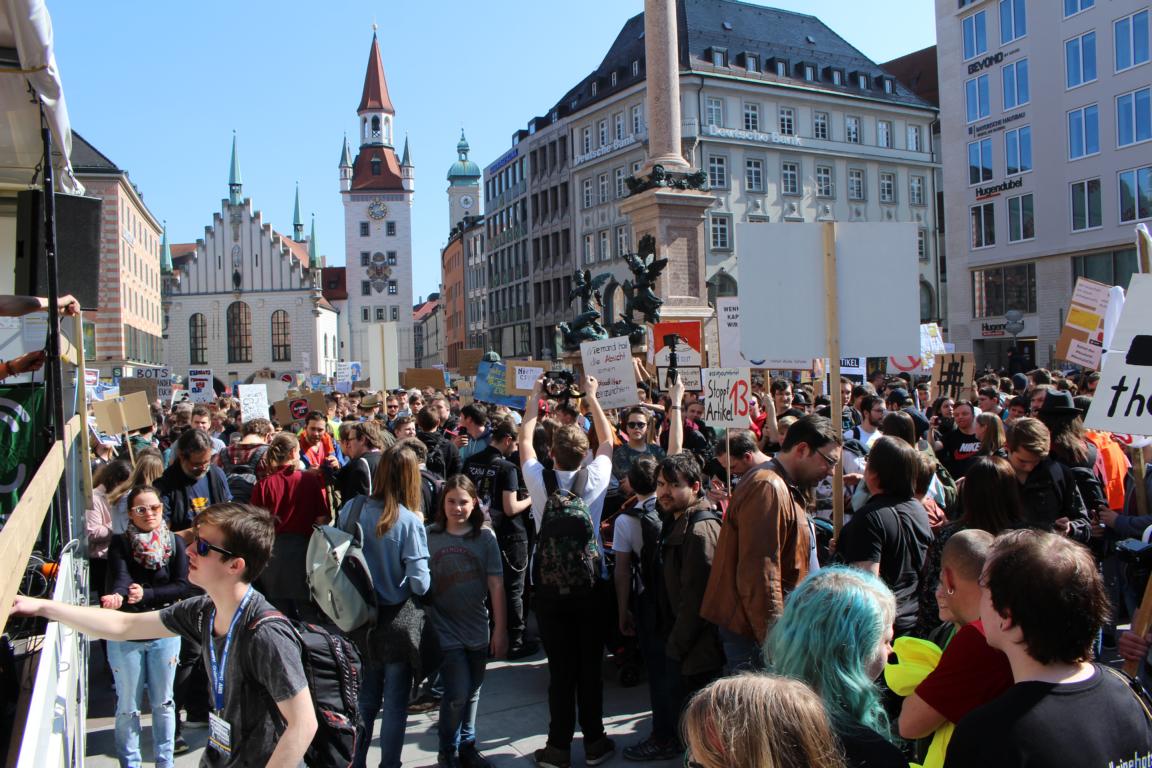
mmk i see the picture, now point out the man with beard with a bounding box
[845,394,885,450]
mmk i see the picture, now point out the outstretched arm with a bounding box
[11,596,175,641]
[583,376,613,459]
[518,377,544,465]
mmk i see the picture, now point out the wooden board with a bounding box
[402,368,447,391]
[272,391,326,426]
[91,390,153,434]
[118,377,158,403]
[457,349,484,377]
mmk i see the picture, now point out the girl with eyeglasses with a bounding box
[102,484,193,768]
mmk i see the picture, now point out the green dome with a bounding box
[447,129,481,185]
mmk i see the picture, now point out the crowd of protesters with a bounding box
[15,360,1152,768]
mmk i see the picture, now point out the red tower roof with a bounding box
[358,33,395,114]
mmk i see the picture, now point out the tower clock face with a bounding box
[368,198,388,220]
[460,194,474,210]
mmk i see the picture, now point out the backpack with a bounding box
[221,445,269,503]
[423,435,448,478]
[532,468,600,598]
[420,468,445,517]
[246,612,362,768]
[622,496,663,599]
[306,496,377,633]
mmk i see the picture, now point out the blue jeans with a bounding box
[719,626,763,675]
[106,636,181,768]
[438,647,487,753]
[355,661,412,768]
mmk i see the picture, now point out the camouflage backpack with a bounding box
[532,468,600,598]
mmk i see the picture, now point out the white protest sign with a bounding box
[1085,274,1152,436]
[580,336,639,411]
[188,368,214,403]
[84,368,99,387]
[718,297,810,369]
[157,376,173,404]
[702,368,753,429]
[238,384,270,423]
[264,379,291,404]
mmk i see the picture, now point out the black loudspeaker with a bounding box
[14,190,102,310]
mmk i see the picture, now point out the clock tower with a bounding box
[446,129,481,231]
[340,29,416,372]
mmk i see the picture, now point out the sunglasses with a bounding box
[130,503,164,516]
[627,422,648,429]
[194,535,235,559]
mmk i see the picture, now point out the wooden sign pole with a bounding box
[725,428,733,501]
[822,222,845,536]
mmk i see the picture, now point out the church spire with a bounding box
[401,134,411,167]
[293,183,304,241]
[358,31,395,115]
[160,222,173,274]
[308,215,320,270]
[228,132,243,205]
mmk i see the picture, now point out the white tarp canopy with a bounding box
[0,0,80,193]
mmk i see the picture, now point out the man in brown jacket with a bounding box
[701,415,842,671]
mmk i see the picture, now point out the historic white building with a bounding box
[162,136,340,384]
[340,32,416,371]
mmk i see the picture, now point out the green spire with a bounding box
[339,134,353,167]
[401,134,411,166]
[293,182,303,240]
[228,131,243,205]
[308,215,320,269]
[160,222,173,274]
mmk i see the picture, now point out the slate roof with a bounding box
[70,131,120,173]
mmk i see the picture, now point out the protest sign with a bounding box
[717,297,811,369]
[188,368,214,403]
[508,360,552,395]
[457,380,474,406]
[932,353,976,401]
[84,369,100,387]
[136,367,171,380]
[92,391,153,435]
[580,337,639,410]
[658,366,702,390]
[264,379,291,403]
[335,361,363,383]
[272,391,326,426]
[402,368,447,391]
[118,377,158,402]
[1085,274,1152,436]
[1056,278,1112,370]
[238,384,270,423]
[650,319,704,390]
[473,361,526,409]
[702,368,753,428]
[457,349,484,376]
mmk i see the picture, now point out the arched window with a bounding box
[920,281,936,323]
[271,309,291,362]
[226,301,252,363]
[323,334,328,358]
[189,313,207,365]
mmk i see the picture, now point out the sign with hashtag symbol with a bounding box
[932,353,975,401]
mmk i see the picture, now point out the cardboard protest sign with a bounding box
[508,360,552,395]
[1085,274,1152,436]
[92,391,153,434]
[238,384,270,423]
[457,349,484,376]
[457,380,475,406]
[188,368,214,403]
[580,337,639,411]
[272,391,326,426]
[1056,278,1112,370]
[473,361,526,409]
[118,377,158,402]
[402,368,447,391]
[702,368,753,428]
[932,353,976,401]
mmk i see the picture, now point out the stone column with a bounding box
[642,0,690,174]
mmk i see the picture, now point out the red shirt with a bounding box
[915,620,1014,724]
[249,466,328,535]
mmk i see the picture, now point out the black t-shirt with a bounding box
[463,446,523,537]
[834,722,908,768]
[837,495,933,635]
[945,664,1152,767]
[938,428,981,479]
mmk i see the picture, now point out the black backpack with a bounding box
[423,435,448,478]
[221,445,269,503]
[246,612,362,768]
[622,496,663,600]
[420,468,445,516]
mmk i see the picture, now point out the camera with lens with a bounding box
[542,370,582,401]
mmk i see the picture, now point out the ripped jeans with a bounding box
[107,636,181,768]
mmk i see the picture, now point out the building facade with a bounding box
[413,293,444,368]
[463,215,488,351]
[935,0,1149,368]
[340,32,416,371]
[443,131,481,368]
[482,144,532,358]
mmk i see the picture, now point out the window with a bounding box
[972,263,1036,317]
[848,168,865,200]
[386,221,396,237]
[189,313,206,365]
[880,172,896,203]
[616,226,628,257]
[611,72,618,88]
[832,69,843,85]
[1066,32,1096,88]
[598,120,608,147]
[775,59,787,77]
[816,165,834,198]
[706,97,724,127]
[710,215,731,249]
[361,307,370,323]
[359,221,370,237]
[358,251,369,267]
[708,155,728,188]
[968,138,994,184]
[615,112,625,140]
[386,251,397,265]
[745,159,764,191]
[883,78,894,94]
[1119,165,1152,222]
[1005,126,1032,175]
[845,116,861,143]
[1007,194,1035,242]
[632,60,639,76]
[1115,11,1150,72]
[271,309,291,361]
[387,280,398,295]
[1000,0,1026,44]
[781,161,799,195]
[804,64,815,81]
[1071,178,1102,231]
[779,107,795,135]
[856,73,870,90]
[598,230,609,261]
[632,105,643,134]
[711,48,728,67]
[598,173,609,204]
[1117,88,1152,147]
[582,178,593,209]
[962,11,987,61]
[375,307,385,321]
[743,102,760,131]
[910,175,926,205]
[1073,248,1140,290]
[965,75,990,122]
[391,306,399,321]
[615,167,626,198]
[970,203,996,249]
[877,120,893,148]
[226,301,252,363]
[1002,59,1030,109]
[583,233,593,264]
[814,111,830,140]
[918,229,929,262]
[1064,0,1094,17]
[1068,105,1100,158]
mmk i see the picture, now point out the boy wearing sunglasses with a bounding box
[12,502,316,767]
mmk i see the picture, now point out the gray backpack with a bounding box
[306,496,377,633]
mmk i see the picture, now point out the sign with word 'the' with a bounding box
[1086,274,1152,436]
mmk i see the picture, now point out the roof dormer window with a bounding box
[610,71,618,87]
[632,60,639,76]
[857,73,870,89]
[591,81,598,96]
[371,156,381,175]
[804,64,815,81]
[882,77,894,94]
[710,47,728,67]
[832,69,843,85]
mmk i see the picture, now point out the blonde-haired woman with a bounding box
[339,443,430,768]
[108,449,165,534]
[682,674,846,768]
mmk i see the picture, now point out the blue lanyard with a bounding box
[207,586,254,713]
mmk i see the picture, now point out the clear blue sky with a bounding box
[50,0,936,300]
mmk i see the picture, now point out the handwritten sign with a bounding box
[136,367,171,380]
[580,337,639,410]
[1056,278,1112,370]
[473,361,526,409]
[238,384,270,423]
[119,376,158,402]
[272,391,326,426]
[932,353,976,401]
[703,368,753,428]
[188,368,214,403]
